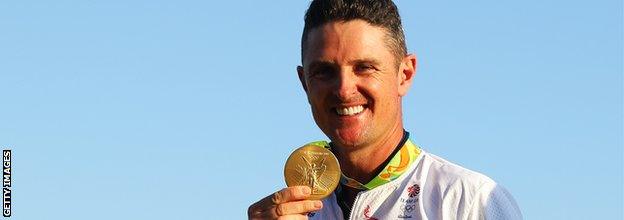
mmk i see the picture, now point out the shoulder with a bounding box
[416,151,523,219]
[420,151,495,190]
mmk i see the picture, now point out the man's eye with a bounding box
[309,67,334,79]
[355,64,376,73]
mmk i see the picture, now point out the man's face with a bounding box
[298,20,415,149]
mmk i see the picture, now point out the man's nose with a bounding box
[332,70,357,100]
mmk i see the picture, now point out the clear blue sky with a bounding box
[1,0,622,219]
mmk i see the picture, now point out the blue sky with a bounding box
[1,0,622,219]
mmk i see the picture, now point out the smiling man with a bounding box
[248,0,522,219]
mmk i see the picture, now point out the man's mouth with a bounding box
[335,105,366,116]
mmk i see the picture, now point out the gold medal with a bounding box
[284,144,341,200]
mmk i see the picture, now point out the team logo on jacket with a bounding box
[407,184,420,198]
[398,184,420,218]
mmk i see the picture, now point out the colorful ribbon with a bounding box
[304,139,421,190]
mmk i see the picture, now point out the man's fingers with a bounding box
[251,186,312,212]
[248,186,314,219]
[272,186,312,204]
[254,200,322,219]
[276,214,309,220]
[273,200,323,216]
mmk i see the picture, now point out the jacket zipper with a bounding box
[347,191,364,220]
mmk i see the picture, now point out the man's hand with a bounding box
[248,186,323,220]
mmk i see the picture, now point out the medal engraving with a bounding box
[284,144,340,200]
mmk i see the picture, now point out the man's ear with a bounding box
[297,66,308,92]
[398,54,417,97]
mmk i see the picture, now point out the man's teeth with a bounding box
[336,105,365,116]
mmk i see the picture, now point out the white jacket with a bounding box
[309,150,523,220]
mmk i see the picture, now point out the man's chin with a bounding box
[331,129,366,148]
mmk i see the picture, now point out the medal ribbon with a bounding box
[306,139,421,190]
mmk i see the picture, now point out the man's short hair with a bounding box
[301,0,407,64]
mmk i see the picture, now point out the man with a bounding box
[248,0,523,219]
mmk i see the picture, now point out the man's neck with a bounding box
[333,124,405,184]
